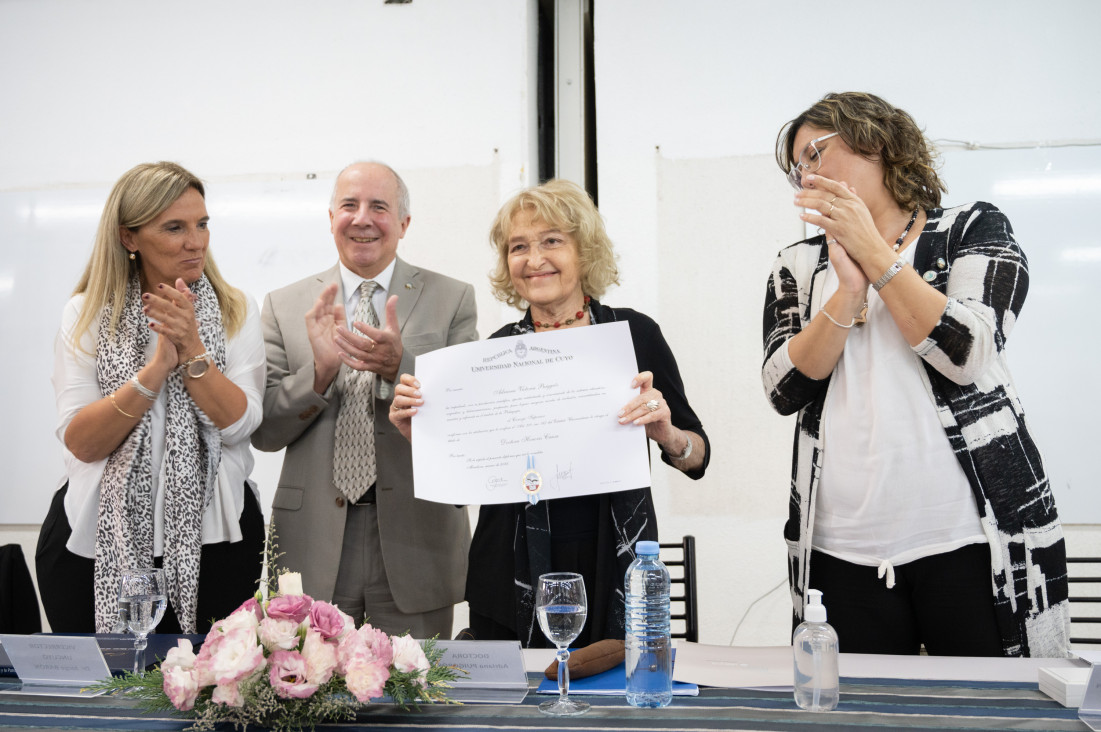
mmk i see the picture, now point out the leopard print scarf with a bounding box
[93,275,225,633]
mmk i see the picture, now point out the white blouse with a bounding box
[52,293,266,559]
[813,242,986,572]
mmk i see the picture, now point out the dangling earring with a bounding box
[129,252,136,261]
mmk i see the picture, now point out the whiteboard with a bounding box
[938,145,1100,523]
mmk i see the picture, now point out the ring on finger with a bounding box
[645,399,660,412]
[827,202,836,217]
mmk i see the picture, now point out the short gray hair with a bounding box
[329,161,411,220]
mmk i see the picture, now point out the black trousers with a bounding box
[807,543,1004,656]
[35,482,265,634]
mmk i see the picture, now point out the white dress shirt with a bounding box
[339,258,396,329]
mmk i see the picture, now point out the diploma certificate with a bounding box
[411,321,651,505]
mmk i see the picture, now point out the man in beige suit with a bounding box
[252,162,476,637]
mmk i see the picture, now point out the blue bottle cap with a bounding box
[636,540,660,556]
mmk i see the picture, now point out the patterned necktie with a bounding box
[333,280,380,503]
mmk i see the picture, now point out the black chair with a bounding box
[0,544,42,633]
[659,536,698,643]
[1068,557,1101,645]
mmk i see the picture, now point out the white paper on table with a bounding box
[670,642,1084,690]
[672,643,794,690]
[839,652,1082,683]
[411,321,651,505]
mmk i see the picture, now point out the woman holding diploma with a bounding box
[39,161,266,635]
[391,179,709,646]
[765,92,1068,656]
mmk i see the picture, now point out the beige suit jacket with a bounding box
[252,257,477,613]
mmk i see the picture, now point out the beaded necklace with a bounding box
[893,209,920,251]
[533,295,591,329]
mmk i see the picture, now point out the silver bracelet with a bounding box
[664,434,693,461]
[873,257,907,292]
[129,375,159,401]
[820,307,857,329]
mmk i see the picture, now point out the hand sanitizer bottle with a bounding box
[792,588,839,711]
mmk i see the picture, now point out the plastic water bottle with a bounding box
[792,588,839,711]
[625,539,672,708]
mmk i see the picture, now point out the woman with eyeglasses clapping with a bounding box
[764,92,1068,658]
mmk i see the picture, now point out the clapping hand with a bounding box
[142,278,203,367]
[796,174,882,291]
[305,283,346,393]
[335,295,404,383]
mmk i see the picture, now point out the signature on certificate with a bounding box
[554,463,573,488]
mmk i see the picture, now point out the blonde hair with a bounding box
[489,179,619,309]
[776,92,946,211]
[71,162,247,349]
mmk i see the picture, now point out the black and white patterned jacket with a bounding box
[761,201,1069,657]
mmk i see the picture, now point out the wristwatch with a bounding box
[180,352,212,379]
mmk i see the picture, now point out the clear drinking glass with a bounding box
[536,572,590,716]
[111,591,130,634]
[118,567,167,675]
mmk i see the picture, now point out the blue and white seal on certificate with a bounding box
[522,454,543,505]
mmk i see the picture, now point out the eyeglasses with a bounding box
[787,132,838,190]
[507,233,570,257]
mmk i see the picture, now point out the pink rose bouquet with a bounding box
[90,571,461,732]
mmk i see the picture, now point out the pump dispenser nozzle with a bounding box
[805,589,827,623]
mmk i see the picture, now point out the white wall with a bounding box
[593,0,1101,645]
[0,0,539,631]
[2,0,1099,645]
[0,0,539,188]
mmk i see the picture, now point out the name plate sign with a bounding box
[435,640,528,703]
[0,634,111,697]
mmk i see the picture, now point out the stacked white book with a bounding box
[1039,665,1091,707]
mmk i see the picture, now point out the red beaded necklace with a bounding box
[533,295,591,329]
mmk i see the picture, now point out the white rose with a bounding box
[219,607,261,635]
[163,665,200,710]
[162,638,196,671]
[301,629,338,685]
[260,617,302,652]
[278,572,304,596]
[390,634,429,685]
[211,681,244,707]
[208,627,266,686]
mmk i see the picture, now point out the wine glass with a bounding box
[119,568,167,675]
[111,587,130,634]
[536,572,590,716]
